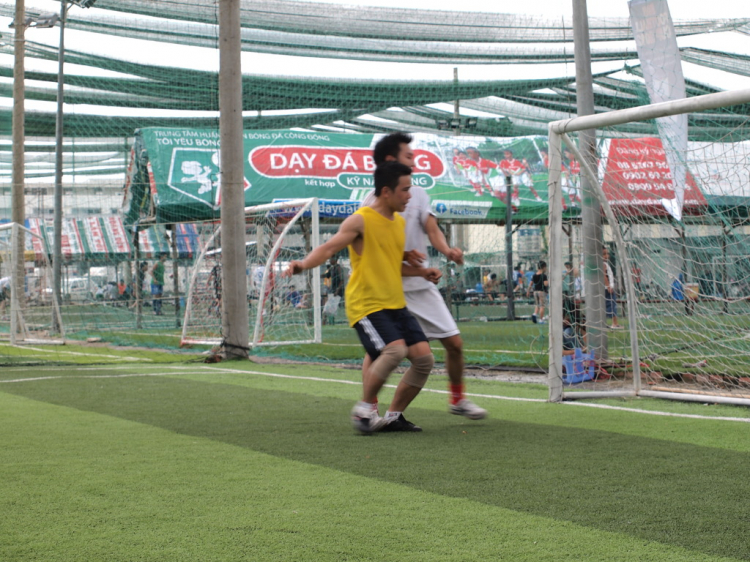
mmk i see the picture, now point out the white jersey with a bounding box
[363,185,434,292]
[0,277,10,291]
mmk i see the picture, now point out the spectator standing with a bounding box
[563,261,576,317]
[151,254,167,316]
[512,265,524,293]
[527,260,549,324]
[602,247,622,329]
[324,256,345,298]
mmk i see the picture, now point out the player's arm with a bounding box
[403,249,426,268]
[402,264,442,284]
[284,214,363,277]
[424,215,464,265]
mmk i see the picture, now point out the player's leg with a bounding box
[388,339,432,412]
[379,309,432,432]
[352,310,408,433]
[405,287,487,420]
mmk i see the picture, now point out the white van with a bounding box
[65,277,98,302]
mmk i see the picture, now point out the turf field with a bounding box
[2,361,750,561]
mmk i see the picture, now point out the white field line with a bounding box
[2,363,749,424]
[117,332,183,338]
[318,342,541,355]
[1,344,152,362]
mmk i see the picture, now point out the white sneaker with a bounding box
[449,399,488,420]
[351,403,385,434]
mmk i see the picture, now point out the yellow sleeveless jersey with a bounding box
[345,206,407,326]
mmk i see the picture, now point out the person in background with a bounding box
[151,254,167,316]
[0,276,10,319]
[285,284,309,309]
[563,261,576,317]
[324,255,346,299]
[671,273,684,302]
[484,272,500,301]
[602,246,622,329]
[524,267,535,299]
[512,264,524,294]
[527,260,549,324]
[562,312,586,356]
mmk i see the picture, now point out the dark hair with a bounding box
[373,161,412,196]
[538,260,547,269]
[373,132,413,166]
[489,273,497,280]
[564,261,572,268]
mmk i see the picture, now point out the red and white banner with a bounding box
[85,217,109,257]
[601,138,706,215]
[106,216,132,255]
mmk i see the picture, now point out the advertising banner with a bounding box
[124,128,554,224]
[600,138,706,215]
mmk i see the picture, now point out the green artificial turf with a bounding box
[2,361,750,561]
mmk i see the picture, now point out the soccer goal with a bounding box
[0,222,65,345]
[181,198,321,348]
[548,88,750,406]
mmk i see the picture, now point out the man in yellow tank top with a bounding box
[284,162,441,434]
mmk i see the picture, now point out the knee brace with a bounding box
[370,344,407,382]
[402,353,434,389]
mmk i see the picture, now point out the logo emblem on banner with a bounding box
[167,148,251,208]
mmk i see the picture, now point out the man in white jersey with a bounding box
[363,133,487,420]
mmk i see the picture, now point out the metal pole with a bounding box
[134,228,142,329]
[547,130,564,402]
[219,0,249,359]
[52,0,66,333]
[11,0,26,330]
[505,175,515,320]
[572,0,607,359]
[171,226,180,328]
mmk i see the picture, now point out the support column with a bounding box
[573,0,607,359]
[219,0,249,359]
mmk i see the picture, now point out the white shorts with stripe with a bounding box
[405,283,460,340]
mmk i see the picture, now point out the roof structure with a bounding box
[0,0,749,184]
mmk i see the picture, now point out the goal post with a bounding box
[0,222,65,345]
[548,88,750,405]
[181,197,321,349]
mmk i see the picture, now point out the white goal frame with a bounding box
[181,197,321,348]
[547,88,750,405]
[0,222,65,345]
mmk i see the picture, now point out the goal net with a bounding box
[0,222,65,345]
[547,89,750,406]
[181,198,321,349]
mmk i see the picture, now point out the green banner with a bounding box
[124,128,573,224]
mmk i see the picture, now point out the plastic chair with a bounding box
[562,348,595,384]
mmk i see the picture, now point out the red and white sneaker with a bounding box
[449,399,488,420]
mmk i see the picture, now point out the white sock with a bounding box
[385,411,401,420]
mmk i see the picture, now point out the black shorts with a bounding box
[354,308,427,360]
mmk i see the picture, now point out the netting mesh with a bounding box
[1,0,750,381]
